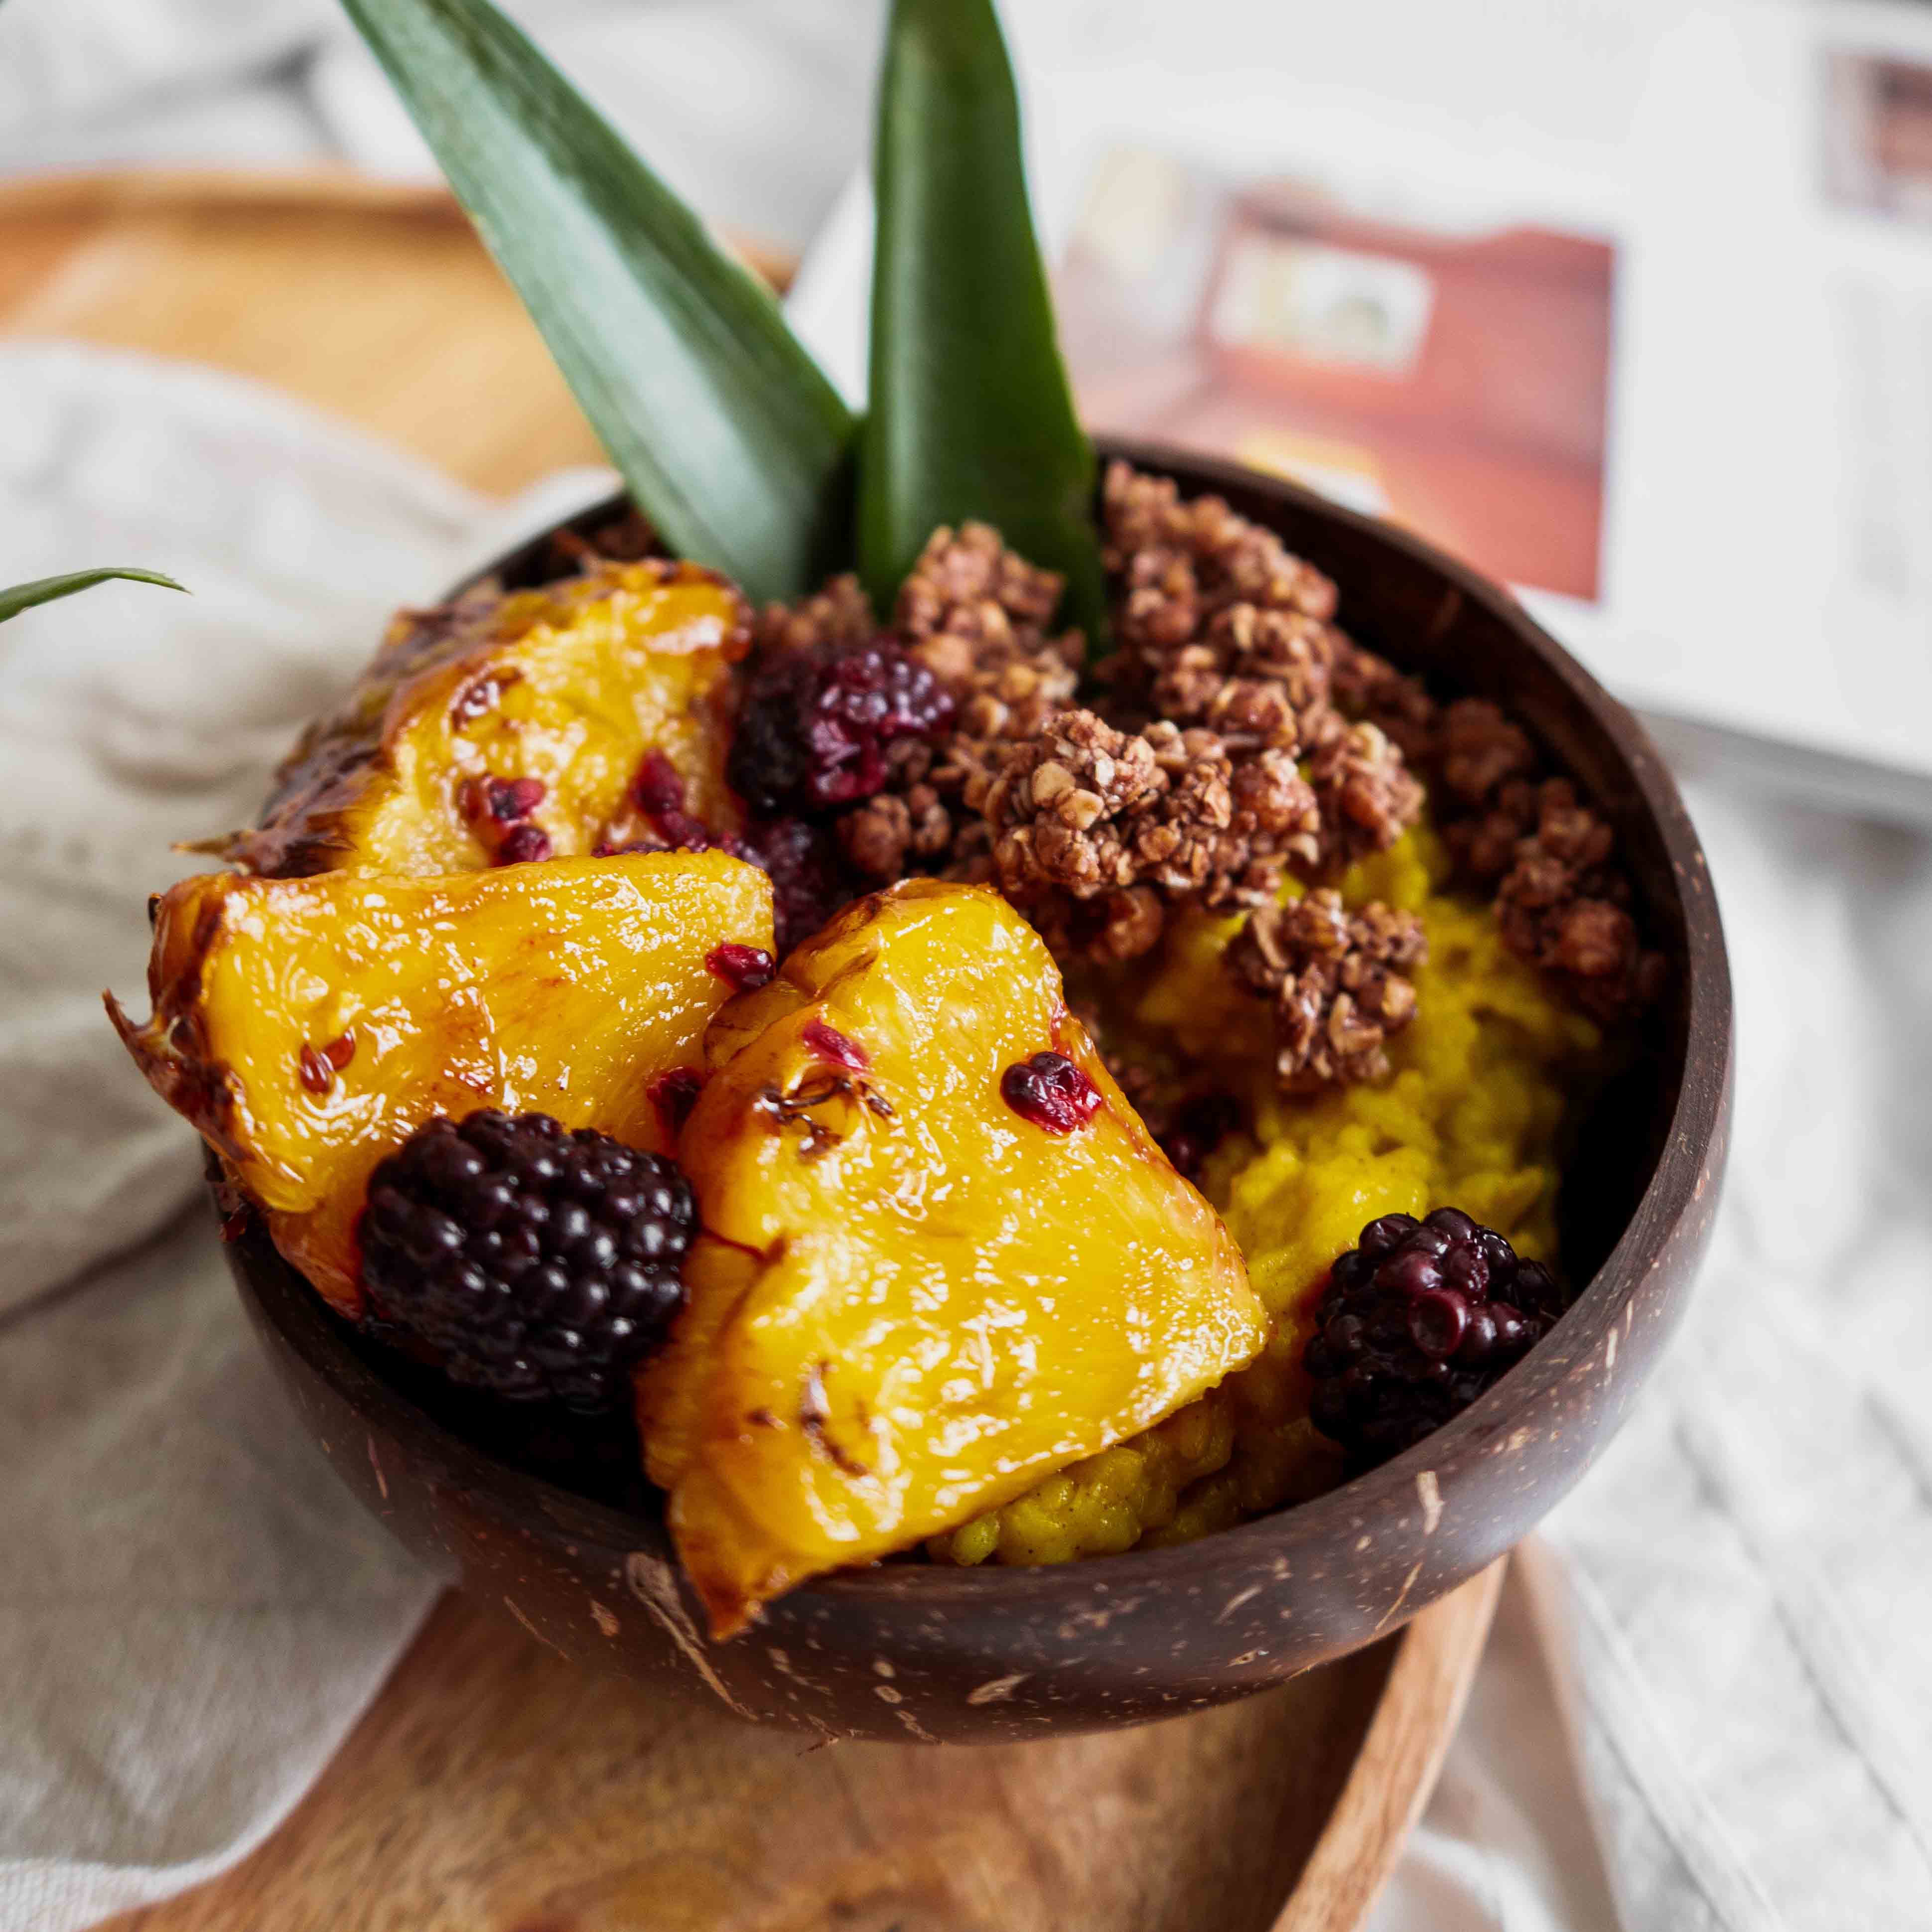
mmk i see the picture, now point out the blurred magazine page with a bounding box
[788,0,1932,778]
[1058,151,1613,604]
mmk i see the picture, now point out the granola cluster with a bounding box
[1102,461,1338,751]
[1324,656,1662,1024]
[1494,781,1665,1024]
[976,709,1316,962]
[735,461,1660,1090]
[755,525,1085,887]
[1228,891,1428,1088]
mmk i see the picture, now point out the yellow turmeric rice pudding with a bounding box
[114,462,1661,1636]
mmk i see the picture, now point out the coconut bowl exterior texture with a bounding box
[223,443,1732,1744]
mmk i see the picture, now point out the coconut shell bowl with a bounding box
[222,441,1731,1745]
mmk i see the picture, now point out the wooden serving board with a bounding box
[2,168,1503,1932]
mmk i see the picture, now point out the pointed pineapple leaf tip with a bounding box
[0,569,187,625]
[339,0,854,605]
[859,0,1105,647]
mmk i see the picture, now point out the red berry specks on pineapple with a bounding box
[801,1018,868,1069]
[1000,1052,1101,1133]
[707,943,775,991]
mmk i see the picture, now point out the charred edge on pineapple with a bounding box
[755,1077,846,1159]
[800,1363,870,1478]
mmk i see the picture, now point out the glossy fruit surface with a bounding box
[111,851,772,1316]
[641,877,1266,1636]
[229,560,749,878]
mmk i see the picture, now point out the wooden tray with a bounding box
[0,168,1503,1932]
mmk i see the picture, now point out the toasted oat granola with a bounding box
[977,710,1318,962]
[1100,461,1339,749]
[1494,781,1665,1024]
[736,462,1661,1040]
[1303,713,1426,871]
[1323,648,1660,1026]
[1227,891,1428,1088]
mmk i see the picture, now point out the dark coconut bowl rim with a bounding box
[244,436,1731,1634]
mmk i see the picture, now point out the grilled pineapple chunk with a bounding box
[229,559,748,878]
[641,879,1265,1636]
[110,852,773,1316]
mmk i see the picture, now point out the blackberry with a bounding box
[358,1110,694,1412]
[727,637,954,815]
[1303,1208,1569,1472]
[730,815,853,956]
[1157,1091,1242,1182]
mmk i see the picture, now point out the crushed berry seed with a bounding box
[1304,1206,1571,1472]
[648,1066,705,1138]
[632,751,714,849]
[707,942,775,990]
[727,637,955,815]
[496,823,553,865]
[1000,1051,1102,1133]
[634,752,685,819]
[488,776,547,823]
[801,1017,868,1069]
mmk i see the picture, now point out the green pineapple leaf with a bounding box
[859,0,1104,644]
[339,0,855,604]
[0,569,186,625]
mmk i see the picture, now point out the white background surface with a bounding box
[0,5,1929,1930]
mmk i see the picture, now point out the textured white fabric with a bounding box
[0,341,612,1932]
[1362,786,1932,1932]
[0,0,882,256]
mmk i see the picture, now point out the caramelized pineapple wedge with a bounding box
[109,852,774,1317]
[641,879,1266,1637]
[229,560,749,878]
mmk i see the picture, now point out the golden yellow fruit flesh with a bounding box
[639,878,1266,1637]
[229,560,748,878]
[109,852,774,1317]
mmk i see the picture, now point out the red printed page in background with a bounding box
[1055,150,1616,605]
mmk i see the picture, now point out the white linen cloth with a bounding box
[4,4,1932,1929]
[0,340,617,1932]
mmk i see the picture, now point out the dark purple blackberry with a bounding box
[358,1109,694,1413]
[1303,1208,1569,1472]
[1158,1091,1243,1182]
[729,815,853,956]
[727,637,954,815]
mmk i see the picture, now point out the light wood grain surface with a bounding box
[102,1569,1501,1932]
[3,168,1503,1932]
